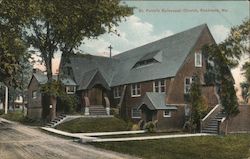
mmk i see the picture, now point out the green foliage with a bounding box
[25,0,133,84]
[243,62,250,83]
[0,0,32,86]
[204,44,239,120]
[40,80,63,97]
[59,94,77,114]
[187,75,208,131]
[144,121,156,133]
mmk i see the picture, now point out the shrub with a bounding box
[144,121,156,133]
[131,124,140,131]
[110,108,119,118]
[59,95,77,114]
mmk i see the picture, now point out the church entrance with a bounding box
[88,85,103,105]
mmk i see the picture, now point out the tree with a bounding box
[188,75,208,132]
[0,0,32,86]
[204,43,240,135]
[25,0,133,120]
[203,19,250,134]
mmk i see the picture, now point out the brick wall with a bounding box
[221,105,250,133]
[156,106,185,131]
[27,76,42,119]
[166,26,216,105]
[111,78,172,120]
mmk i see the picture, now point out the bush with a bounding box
[110,108,120,118]
[131,124,140,131]
[144,121,156,133]
[58,95,77,114]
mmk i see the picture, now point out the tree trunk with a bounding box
[50,95,57,120]
[46,56,57,121]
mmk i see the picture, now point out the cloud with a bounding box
[210,25,230,43]
[80,15,174,56]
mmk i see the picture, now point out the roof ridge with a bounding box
[113,24,207,58]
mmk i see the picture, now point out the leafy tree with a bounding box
[203,19,250,134]
[204,44,239,134]
[0,0,32,86]
[24,0,133,120]
[188,75,208,132]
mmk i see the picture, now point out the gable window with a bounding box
[195,51,202,67]
[132,108,141,118]
[113,87,121,98]
[153,79,166,93]
[163,110,171,117]
[66,86,76,94]
[131,83,141,97]
[184,77,193,94]
[32,91,37,99]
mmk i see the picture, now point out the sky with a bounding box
[35,1,249,99]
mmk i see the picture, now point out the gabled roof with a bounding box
[61,24,209,89]
[31,73,76,86]
[78,68,110,90]
[65,54,117,89]
[111,24,207,86]
[138,92,177,110]
[61,77,77,86]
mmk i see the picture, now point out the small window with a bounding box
[113,87,121,98]
[163,110,171,117]
[32,91,37,99]
[184,77,193,94]
[132,108,141,118]
[153,79,166,93]
[195,52,202,67]
[131,83,141,97]
[66,86,76,94]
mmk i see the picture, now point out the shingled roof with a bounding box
[62,24,208,90]
[138,92,177,110]
[111,24,207,86]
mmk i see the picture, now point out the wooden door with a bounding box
[89,87,102,105]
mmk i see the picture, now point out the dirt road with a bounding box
[0,118,138,159]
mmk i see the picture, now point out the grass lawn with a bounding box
[90,134,250,159]
[0,110,44,126]
[56,117,131,133]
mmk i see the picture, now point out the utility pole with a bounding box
[5,86,8,114]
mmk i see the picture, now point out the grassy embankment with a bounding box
[91,134,250,159]
[56,117,131,133]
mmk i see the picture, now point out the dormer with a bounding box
[133,50,162,69]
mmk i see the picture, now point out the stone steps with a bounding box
[46,114,67,127]
[202,111,226,134]
[89,105,107,116]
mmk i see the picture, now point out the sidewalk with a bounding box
[92,133,214,142]
[41,127,214,143]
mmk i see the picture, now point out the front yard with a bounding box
[0,110,44,126]
[90,134,250,159]
[55,117,132,133]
